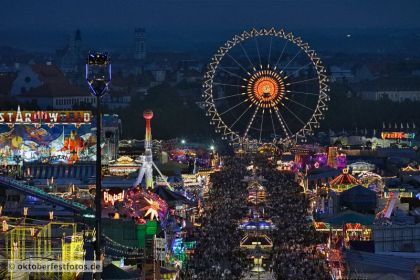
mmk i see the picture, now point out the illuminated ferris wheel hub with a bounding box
[247,70,285,108]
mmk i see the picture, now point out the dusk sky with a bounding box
[1,0,420,51]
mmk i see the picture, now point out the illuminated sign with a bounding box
[384,191,412,198]
[0,106,91,126]
[103,190,125,205]
[345,223,363,231]
[290,147,312,155]
[381,132,415,140]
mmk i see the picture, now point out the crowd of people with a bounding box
[259,158,331,280]
[187,155,330,279]
[189,157,249,279]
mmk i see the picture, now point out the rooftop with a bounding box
[356,77,420,92]
[20,83,88,98]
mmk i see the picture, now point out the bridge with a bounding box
[0,176,92,213]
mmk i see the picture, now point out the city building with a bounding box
[134,28,146,60]
[358,77,420,102]
[329,65,354,83]
[60,29,83,74]
[361,90,420,102]
[0,70,17,97]
[9,63,94,109]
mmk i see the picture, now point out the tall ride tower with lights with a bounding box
[143,110,154,189]
[134,110,154,189]
[134,110,174,190]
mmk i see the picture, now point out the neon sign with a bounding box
[381,132,415,140]
[0,106,91,126]
[103,190,125,205]
[384,191,412,198]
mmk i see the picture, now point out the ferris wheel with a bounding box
[203,28,329,147]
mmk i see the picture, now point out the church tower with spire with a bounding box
[134,28,146,60]
[61,29,83,74]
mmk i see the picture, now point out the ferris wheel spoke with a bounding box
[238,42,256,71]
[259,109,265,142]
[286,77,319,86]
[284,96,315,111]
[220,99,248,116]
[286,90,319,97]
[226,53,251,75]
[230,104,253,129]
[273,40,288,70]
[269,109,277,139]
[267,36,273,68]
[281,102,307,126]
[283,62,313,80]
[274,107,292,138]
[213,82,246,88]
[243,106,259,138]
[279,49,302,74]
[213,93,246,101]
[218,66,246,81]
[254,37,262,69]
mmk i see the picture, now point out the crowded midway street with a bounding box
[188,155,330,279]
[189,156,249,279]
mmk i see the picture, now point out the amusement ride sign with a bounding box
[103,190,125,205]
[381,132,416,140]
[0,106,92,126]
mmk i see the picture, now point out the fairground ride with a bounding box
[203,27,329,150]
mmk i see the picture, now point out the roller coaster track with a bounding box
[0,176,92,213]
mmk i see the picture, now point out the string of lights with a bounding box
[104,245,143,257]
[103,234,143,257]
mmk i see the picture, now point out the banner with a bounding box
[0,106,91,126]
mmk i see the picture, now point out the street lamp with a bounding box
[86,51,111,279]
[181,139,186,145]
